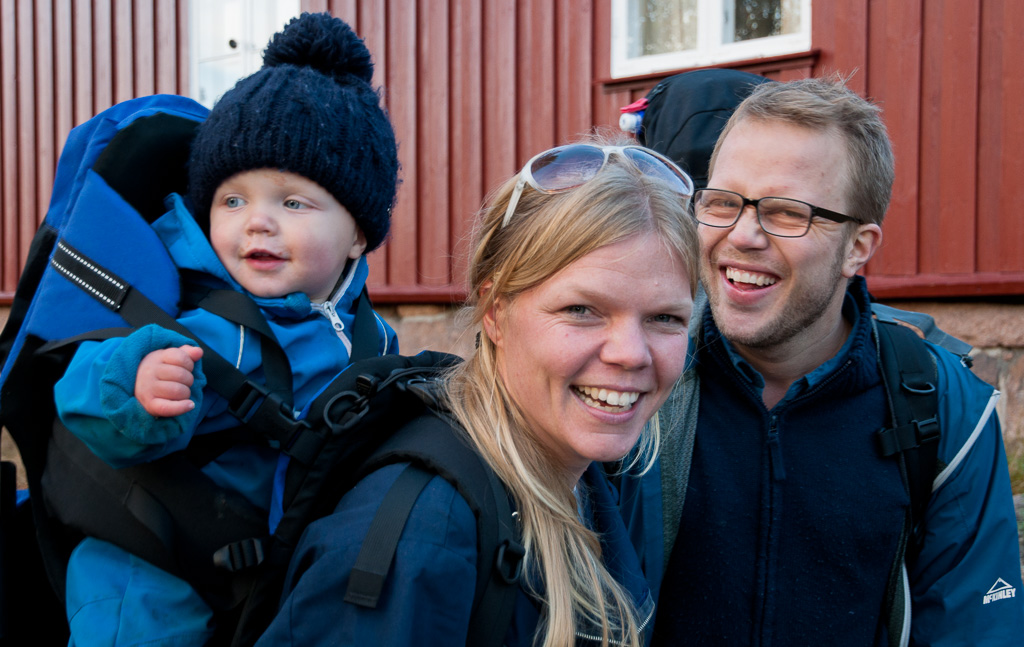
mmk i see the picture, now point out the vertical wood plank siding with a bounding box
[977,0,1024,275]
[2,0,1023,303]
[317,0,602,301]
[1,0,191,299]
[866,0,921,278]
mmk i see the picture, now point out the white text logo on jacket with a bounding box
[983,579,1017,604]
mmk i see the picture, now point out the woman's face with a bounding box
[485,232,693,480]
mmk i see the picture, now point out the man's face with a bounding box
[700,118,864,352]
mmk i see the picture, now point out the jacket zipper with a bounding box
[573,599,655,644]
[767,414,785,482]
[311,299,346,341]
[757,357,853,645]
[310,298,356,360]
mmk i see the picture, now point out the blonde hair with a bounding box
[445,137,698,646]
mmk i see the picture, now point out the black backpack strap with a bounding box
[225,353,466,647]
[343,464,434,607]
[48,240,322,458]
[349,412,524,647]
[874,320,941,531]
[41,419,270,612]
[350,289,382,363]
[183,285,293,402]
[873,319,942,646]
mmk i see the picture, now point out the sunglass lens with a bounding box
[529,145,606,193]
[624,149,693,197]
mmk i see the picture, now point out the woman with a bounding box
[257,138,699,646]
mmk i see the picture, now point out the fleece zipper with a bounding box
[310,297,353,357]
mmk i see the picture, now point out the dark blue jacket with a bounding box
[256,461,655,646]
[620,277,1024,646]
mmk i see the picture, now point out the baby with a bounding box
[53,12,399,645]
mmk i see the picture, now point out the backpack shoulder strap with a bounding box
[350,289,382,362]
[182,286,293,402]
[874,319,942,531]
[342,463,435,607]
[51,238,319,456]
[344,411,524,647]
[42,418,269,611]
[873,318,942,647]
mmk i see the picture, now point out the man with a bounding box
[622,76,1024,646]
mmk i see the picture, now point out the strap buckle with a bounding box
[228,380,324,463]
[495,540,525,585]
[227,380,273,422]
[212,537,265,572]
[876,416,940,457]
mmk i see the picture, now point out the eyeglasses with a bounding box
[501,144,695,228]
[693,188,860,238]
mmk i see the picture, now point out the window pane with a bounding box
[627,0,698,58]
[610,0,810,78]
[727,0,802,43]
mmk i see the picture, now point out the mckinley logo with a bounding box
[982,578,1016,604]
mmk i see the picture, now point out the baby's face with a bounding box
[209,169,366,302]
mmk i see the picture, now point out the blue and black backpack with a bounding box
[0,95,523,646]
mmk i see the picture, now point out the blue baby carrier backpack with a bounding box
[0,95,522,646]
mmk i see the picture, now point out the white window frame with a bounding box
[610,0,812,79]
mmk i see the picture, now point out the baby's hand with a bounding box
[135,345,204,418]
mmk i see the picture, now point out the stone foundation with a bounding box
[381,299,1024,456]
[3,299,1023,477]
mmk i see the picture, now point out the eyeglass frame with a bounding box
[501,144,695,229]
[693,188,861,238]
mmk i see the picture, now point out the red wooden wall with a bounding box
[594,0,1024,298]
[1,0,189,299]
[2,0,1023,304]
[307,0,600,301]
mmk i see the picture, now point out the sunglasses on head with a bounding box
[501,144,695,229]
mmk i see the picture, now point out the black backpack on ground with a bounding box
[0,95,524,646]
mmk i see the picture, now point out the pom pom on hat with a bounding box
[188,12,398,252]
[263,11,373,84]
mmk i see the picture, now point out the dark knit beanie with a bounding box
[187,12,398,251]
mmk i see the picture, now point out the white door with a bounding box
[190,0,300,108]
